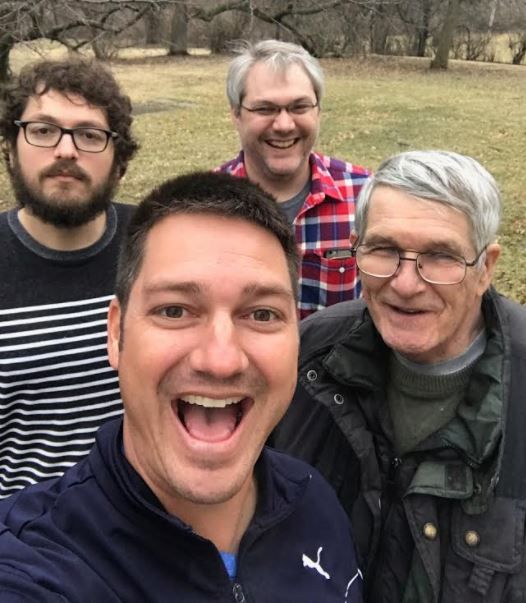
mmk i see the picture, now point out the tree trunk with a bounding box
[145,6,162,45]
[168,2,188,56]
[370,5,389,55]
[488,0,499,30]
[430,0,460,70]
[511,38,526,65]
[416,0,431,57]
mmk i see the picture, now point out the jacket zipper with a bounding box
[232,582,247,602]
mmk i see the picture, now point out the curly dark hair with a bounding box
[0,57,139,177]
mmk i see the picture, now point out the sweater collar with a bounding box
[323,289,506,498]
[7,204,117,263]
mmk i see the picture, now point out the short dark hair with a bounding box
[0,57,138,177]
[116,171,300,312]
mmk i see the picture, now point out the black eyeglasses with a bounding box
[240,101,318,118]
[351,244,486,285]
[14,120,118,153]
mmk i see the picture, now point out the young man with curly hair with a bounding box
[0,57,139,498]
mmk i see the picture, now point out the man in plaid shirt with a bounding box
[218,39,370,318]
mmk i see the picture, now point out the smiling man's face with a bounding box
[361,186,500,364]
[232,62,320,199]
[108,213,299,514]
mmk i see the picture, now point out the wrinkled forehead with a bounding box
[364,186,475,250]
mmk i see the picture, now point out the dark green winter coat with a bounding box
[273,289,526,602]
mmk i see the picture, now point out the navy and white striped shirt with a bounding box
[0,203,133,498]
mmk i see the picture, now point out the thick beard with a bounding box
[10,156,120,228]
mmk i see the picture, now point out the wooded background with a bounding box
[0,1,524,303]
[1,0,525,82]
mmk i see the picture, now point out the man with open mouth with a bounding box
[218,39,370,319]
[0,172,363,602]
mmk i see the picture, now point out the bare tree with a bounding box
[497,0,526,64]
[396,0,437,57]
[188,0,396,57]
[168,0,187,55]
[451,25,492,60]
[508,32,526,64]
[488,0,500,29]
[2,0,425,79]
[430,0,461,69]
[144,4,162,45]
[415,0,433,56]
[0,0,153,83]
[5,0,517,80]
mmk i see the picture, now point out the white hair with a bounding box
[356,150,501,252]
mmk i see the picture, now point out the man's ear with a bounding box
[477,242,501,295]
[107,298,122,370]
[349,230,359,248]
[230,106,242,126]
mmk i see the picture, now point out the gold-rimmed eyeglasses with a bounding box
[351,244,486,285]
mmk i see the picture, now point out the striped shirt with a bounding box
[0,203,133,498]
[218,152,370,318]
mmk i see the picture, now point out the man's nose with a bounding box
[271,107,295,131]
[389,256,428,295]
[189,317,249,379]
[53,132,79,160]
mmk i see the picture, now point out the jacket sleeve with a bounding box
[0,571,67,602]
[0,524,67,603]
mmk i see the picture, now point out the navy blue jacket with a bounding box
[0,419,362,602]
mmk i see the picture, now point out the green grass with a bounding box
[1,46,524,303]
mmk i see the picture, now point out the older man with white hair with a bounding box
[273,150,526,603]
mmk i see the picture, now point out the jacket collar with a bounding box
[229,151,347,209]
[323,305,389,391]
[306,152,347,205]
[323,290,506,501]
[91,420,311,534]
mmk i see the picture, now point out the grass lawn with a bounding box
[1,46,524,303]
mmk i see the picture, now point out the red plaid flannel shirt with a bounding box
[218,152,370,318]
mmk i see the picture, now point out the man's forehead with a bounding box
[365,187,474,250]
[245,61,314,92]
[142,213,288,265]
[133,213,295,296]
[369,187,465,221]
[32,84,87,104]
[24,87,107,121]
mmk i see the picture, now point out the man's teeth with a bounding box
[181,395,242,408]
[268,140,295,149]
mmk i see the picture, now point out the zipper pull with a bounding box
[232,582,247,602]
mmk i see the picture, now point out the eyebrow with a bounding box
[241,282,295,301]
[250,96,315,105]
[143,281,201,297]
[23,114,108,129]
[363,234,465,255]
[143,280,295,301]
